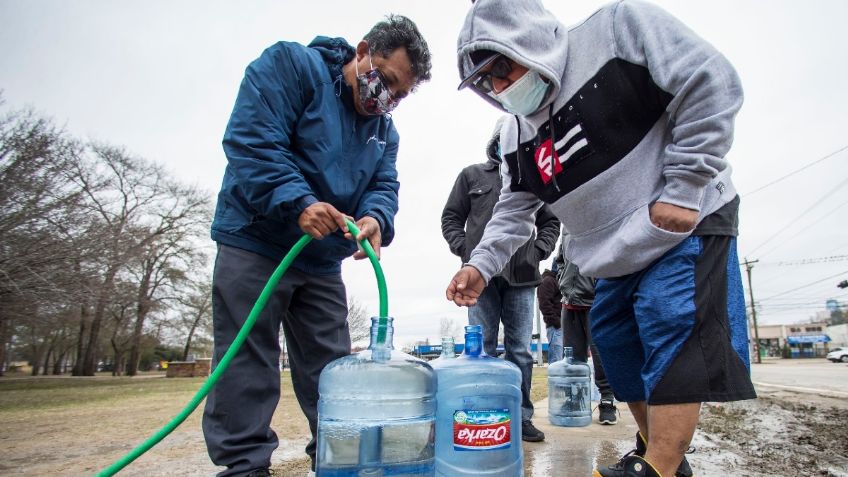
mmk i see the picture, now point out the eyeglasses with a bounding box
[373,69,401,103]
[472,57,513,94]
[364,68,400,112]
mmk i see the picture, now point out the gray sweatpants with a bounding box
[202,244,350,477]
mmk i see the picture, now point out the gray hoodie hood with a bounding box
[457,0,568,112]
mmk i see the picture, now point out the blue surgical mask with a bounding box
[491,70,549,116]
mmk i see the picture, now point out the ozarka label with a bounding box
[453,409,511,451]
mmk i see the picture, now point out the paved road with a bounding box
[751,357,848,398]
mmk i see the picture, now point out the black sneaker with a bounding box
[593,455,662,477]
[521,419,545,442]
[600,432,694,477]
[598,398,618,425]
[245,469,273,477]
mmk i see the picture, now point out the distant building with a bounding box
[750,320,832,358]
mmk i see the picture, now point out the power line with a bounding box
[757,291,848,304]
[758,270,848,302]
[746,176,848,257]
[760,292,848,305]
[757,307,838,317]
[755,197,848,259]
[825,241,848,255]
[742,144,848,197]
[755,254,848,267]
[762,295,846,307]
[749,254,848,291]
[759,299,847,309]
[739,257,843,290]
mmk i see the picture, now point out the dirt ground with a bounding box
[1,369,847,476]
[694,387,848,477]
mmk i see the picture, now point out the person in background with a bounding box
[537,262,563,364]
[554,233,618,425]
[441,116,560,442]
[206,15,431,477]
[446,1,755,476]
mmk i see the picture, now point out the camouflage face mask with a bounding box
[355,51,398,115]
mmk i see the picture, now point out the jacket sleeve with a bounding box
[533,204,561,260]
[554,232,566,291]
[468,160,543,283]
[355,124,400,246]
[441,170,471,258]
[536,276,562,328]
[222,42,318,222]
[614,1,743,212]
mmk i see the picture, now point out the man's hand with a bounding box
[649,202,698,233]
[446,266,485,307]
[345,216,382,260]
[298,202,348,239]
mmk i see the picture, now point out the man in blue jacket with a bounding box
[204,15,431,477]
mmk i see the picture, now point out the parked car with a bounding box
[826,347,848,363]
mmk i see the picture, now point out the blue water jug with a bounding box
[548,346,592,427]
[317,317,436,476]
[430,325,523,476]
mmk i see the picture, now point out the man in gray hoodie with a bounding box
[444,1,756,476]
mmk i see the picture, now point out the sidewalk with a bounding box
[522,398,638,475]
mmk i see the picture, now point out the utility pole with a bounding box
[742,258,761,364]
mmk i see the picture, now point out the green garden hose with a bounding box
[96,218,388,476]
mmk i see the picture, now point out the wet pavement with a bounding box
[521,359,848,477]
[522,398,638,476]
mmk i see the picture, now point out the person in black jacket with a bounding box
[441,117,560,443]
[554,232,618,425]
[537,266,562,363]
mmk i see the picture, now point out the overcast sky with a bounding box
[1,0,847,347]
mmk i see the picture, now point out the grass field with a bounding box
[0,373,309,476]
[0,373,202,411]
[0,366,548,411]
[0,365,550,475]
[530,365,549,403]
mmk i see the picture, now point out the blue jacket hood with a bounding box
[308,36,356,79]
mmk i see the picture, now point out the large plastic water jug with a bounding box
[317,317,436,476]
[548,346,592,427]
[430,336,457,365]
[430,325,523,476]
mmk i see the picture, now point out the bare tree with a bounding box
[0,101,215,376]
[172,279,213,361]
[106,285,135,376]
[347,296,371,345]
[0,105,88,375]
[439,317,461,341]
[124,204,210,376]
[70,144,211,375]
